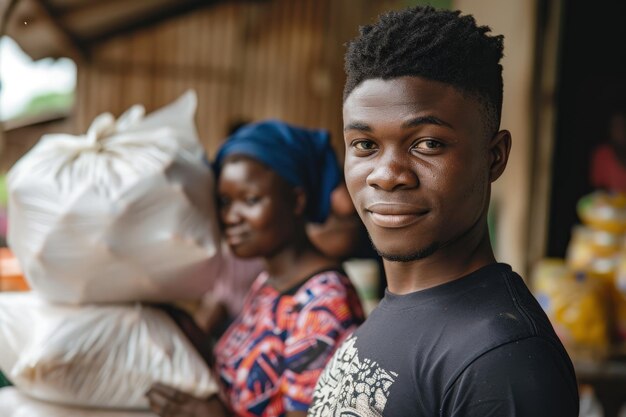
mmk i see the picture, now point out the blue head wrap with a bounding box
[214,120,340,223]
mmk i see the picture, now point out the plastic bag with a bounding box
[7,91,222,303]
[0,292,218,409]
[0,387,158,417]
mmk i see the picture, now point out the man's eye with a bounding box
[414,139,444,151]
[353,140,377,151]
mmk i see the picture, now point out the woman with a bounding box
[147,120,364,417]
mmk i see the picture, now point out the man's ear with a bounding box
[293,187,307,217]
[488,130,512,182]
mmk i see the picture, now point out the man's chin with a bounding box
[373,241,440,263]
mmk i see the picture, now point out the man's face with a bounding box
[343,76,499,261]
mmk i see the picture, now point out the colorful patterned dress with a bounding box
[214,269,364,417]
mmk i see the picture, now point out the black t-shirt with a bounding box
[308,263,579,417]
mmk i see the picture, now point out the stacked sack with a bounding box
[533,190,626,359]
[0,91,222,415]
[0,388,157,417]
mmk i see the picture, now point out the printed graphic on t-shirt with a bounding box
[308,336,398,417]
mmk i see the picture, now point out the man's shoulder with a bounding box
[441,336,579,416]
[308,266,576,417]
[369,263,564,382]
[427,265,571,399]
[365,263,549,345]
[442,264,560,356]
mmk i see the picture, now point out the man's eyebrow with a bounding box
[344,122,372,132]
[402,116,453,129]
[344,117,453,132]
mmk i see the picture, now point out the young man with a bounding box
[308,6,579,417]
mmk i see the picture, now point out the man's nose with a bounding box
[366,152,419,191]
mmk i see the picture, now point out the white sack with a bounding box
[0,292,219,409]
[0,388,157,417]
[7,91,222,303]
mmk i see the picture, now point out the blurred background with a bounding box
[0,0,625,414]
[2,0,623,277]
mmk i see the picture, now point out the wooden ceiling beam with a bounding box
[61,0,222,46]
[31,0,88,59]
[47,0,105,14]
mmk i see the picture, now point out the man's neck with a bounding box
[383,228,496,295]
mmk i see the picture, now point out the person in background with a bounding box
[195,122,380,337]
[226,118,367,263]
[193,118,266,336]
[590,108,626,193]
[147,120,364,417]
[306,182,361,260]
[308,6,578,416]
[306,182,387,301]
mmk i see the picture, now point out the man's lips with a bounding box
[364,203,429,228]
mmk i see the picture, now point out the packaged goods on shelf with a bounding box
[533,259,609,354]
[577,191,626,234]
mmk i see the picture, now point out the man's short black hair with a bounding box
[344,6,504,136]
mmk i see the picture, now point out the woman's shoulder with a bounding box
[295,268,356,299]
[292,268,365,323]
[248,270,271,294]
[305,268,350,284]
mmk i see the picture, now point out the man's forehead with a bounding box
[345,77,470,123]
[344,77,464,113]
[342,76,490,142]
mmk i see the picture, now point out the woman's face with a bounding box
[218,157,298,258]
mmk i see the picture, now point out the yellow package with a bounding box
[566,226,596,271]
[615,254,626,295]
[532,259,609,355]
[566,225,623,278]
[577,191,626,233]
[585,254,620,288]
[613,255,626,342]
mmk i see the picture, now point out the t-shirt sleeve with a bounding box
[280,282,360,412]
[441,337,579,417]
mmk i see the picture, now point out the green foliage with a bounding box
[0,175,7,207]
[405,0,452,9]
[0,371,11,388]
[488,201,497,248]
[17,91,73,118]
